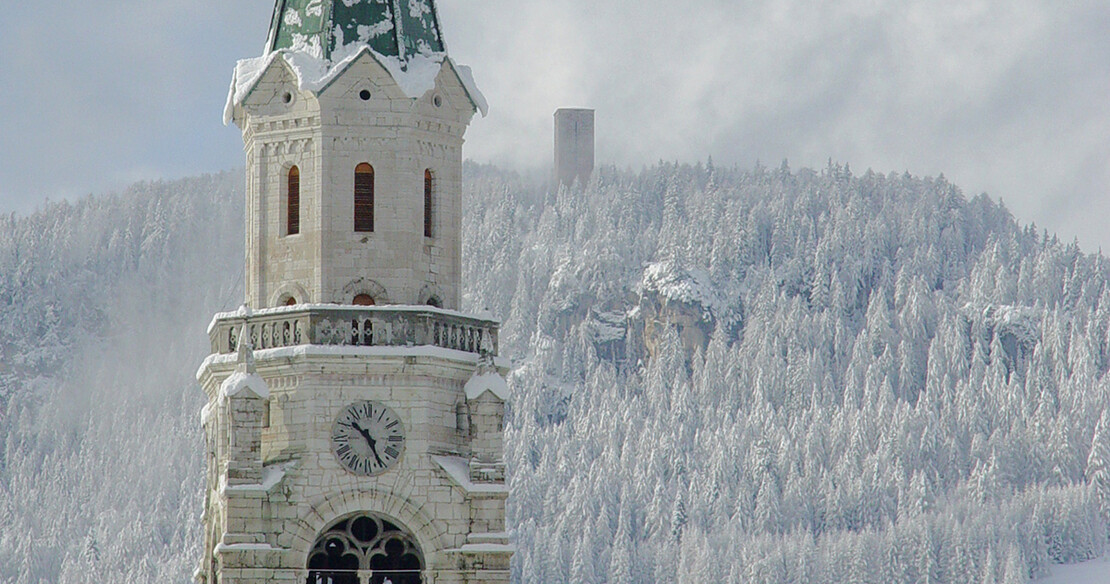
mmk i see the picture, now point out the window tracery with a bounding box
[307,514,423,584]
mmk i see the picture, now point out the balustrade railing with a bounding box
[209,305,499,356]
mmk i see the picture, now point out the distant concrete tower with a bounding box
[554,108,595,187]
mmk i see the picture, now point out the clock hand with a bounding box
[352,422,386,466]
[352,421,372,442]
[365,433,385,466]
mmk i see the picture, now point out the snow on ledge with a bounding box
[220,370,269,400]
[224,46,487,125]
[431,455,508,495]
[214,542,283,553]
[198,345,510,382]
[220,461,294,496]
[199,344,510,380]
[464,372,509,401]
[454,64,488,117]
[467,532,509,544]
[640,260,730,322]
[443,543,515,554]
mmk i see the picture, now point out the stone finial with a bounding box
[221,323,269,400]
[236,322,256,375]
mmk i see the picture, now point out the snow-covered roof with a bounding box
[225,0,487,124]
[431,455,509,494]
[218,323,270,399]
[267,0,445,64]
[221,461,294,495]
[464,371,509,401]
[463,353,509,401]
[220,370,270,400]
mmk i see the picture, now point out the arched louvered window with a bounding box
[287,166,300,236]
[423,169,434,238]
[355,163,374,232]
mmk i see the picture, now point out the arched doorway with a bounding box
[307,514,424,584]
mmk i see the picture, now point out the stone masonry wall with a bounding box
[238,55,475,310]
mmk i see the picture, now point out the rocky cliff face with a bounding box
[631,261,742,364]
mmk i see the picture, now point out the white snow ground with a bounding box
[1039,556,1110,583]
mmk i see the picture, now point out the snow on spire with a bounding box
[464,351,508,401]
[220,315,269,400]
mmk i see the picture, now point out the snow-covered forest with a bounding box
[0,174,242,582]
[2,161,1110,582]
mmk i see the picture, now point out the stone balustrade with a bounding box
[209,305,499,356]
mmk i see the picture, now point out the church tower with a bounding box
[197,2,509,583]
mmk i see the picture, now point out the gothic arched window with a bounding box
[307,514,424,584]
[287,166,300,236]
[355,163,375,232]
[353,294,376,306]
[423,169,434,238]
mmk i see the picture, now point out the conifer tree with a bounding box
[1086,409,1110,522]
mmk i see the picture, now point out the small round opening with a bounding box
[359,89,372,101]
[433,95,442,107]
[282,91,293,104]
[284,297,297,306]
[353,294,376,306]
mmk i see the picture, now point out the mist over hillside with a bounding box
[2,162,1109,582]
[0,173,243,582]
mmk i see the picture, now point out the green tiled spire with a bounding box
[267,0,445,62]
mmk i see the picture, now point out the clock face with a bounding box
[331,401,406,476]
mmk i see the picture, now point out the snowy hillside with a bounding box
[463,161,1110,583]
[2,161,1110,582]
[0,174,243,582]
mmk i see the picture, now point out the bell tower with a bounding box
[197,1,509,583]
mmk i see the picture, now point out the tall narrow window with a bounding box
[287,166,300,236]
[424,169,434,238]
[355,163,374,232]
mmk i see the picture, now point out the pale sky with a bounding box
[1,1,1108,251]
